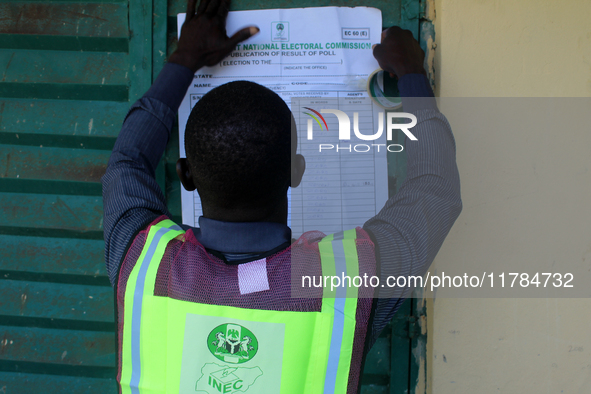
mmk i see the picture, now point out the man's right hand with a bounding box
[372,26,426,79]
[169,0,259,72]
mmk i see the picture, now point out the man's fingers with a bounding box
[204,0,221,16]
[186,0,197,19]
[227,26,259,48]
[384,26,403,37]
[217,0,230,17]
[200,27,259,67]
[372,43,387,62]
[372,43,395,75]
[196,0,210,15]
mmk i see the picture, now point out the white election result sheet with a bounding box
[177,7,388,237]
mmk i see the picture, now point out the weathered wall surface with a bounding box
[426,0,591,393]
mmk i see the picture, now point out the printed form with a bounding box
[177,7,389,237]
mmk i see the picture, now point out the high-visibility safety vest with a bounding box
[116,217,376,394]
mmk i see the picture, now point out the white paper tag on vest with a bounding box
[238,259,270,295]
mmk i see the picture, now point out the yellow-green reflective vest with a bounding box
[119,219,368,394]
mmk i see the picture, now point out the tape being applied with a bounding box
[367,68,402,109]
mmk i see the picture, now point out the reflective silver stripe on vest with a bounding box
[129,225,182,393]
[324,231,348,394]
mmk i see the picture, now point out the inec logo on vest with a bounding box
[183,316,282,394]
[207,323,258,364]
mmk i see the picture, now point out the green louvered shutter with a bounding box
[0,0,165,390]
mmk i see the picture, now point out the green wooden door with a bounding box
[161,2,425,394]
[0,0,157,390]
[0,0,423,392]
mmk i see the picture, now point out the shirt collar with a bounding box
[188,216,292,253]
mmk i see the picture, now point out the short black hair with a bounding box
[185,80,293,209]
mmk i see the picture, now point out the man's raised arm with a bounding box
[364,27,462,344]
[101,0,258,285]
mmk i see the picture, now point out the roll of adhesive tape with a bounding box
[367,68,402,109]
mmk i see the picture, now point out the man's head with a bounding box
[177,81,305,223]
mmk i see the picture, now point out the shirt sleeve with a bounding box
[363,73,463,347]
[101,62,194,286]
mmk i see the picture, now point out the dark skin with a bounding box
[172,0,426,224]
[372,27,427,78]
[168,0,260,72]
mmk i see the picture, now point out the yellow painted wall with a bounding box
[434,0,591,97]
[426,0,591,393]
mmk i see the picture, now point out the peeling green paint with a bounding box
[419,0,437,91]
[410,293,428,394]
